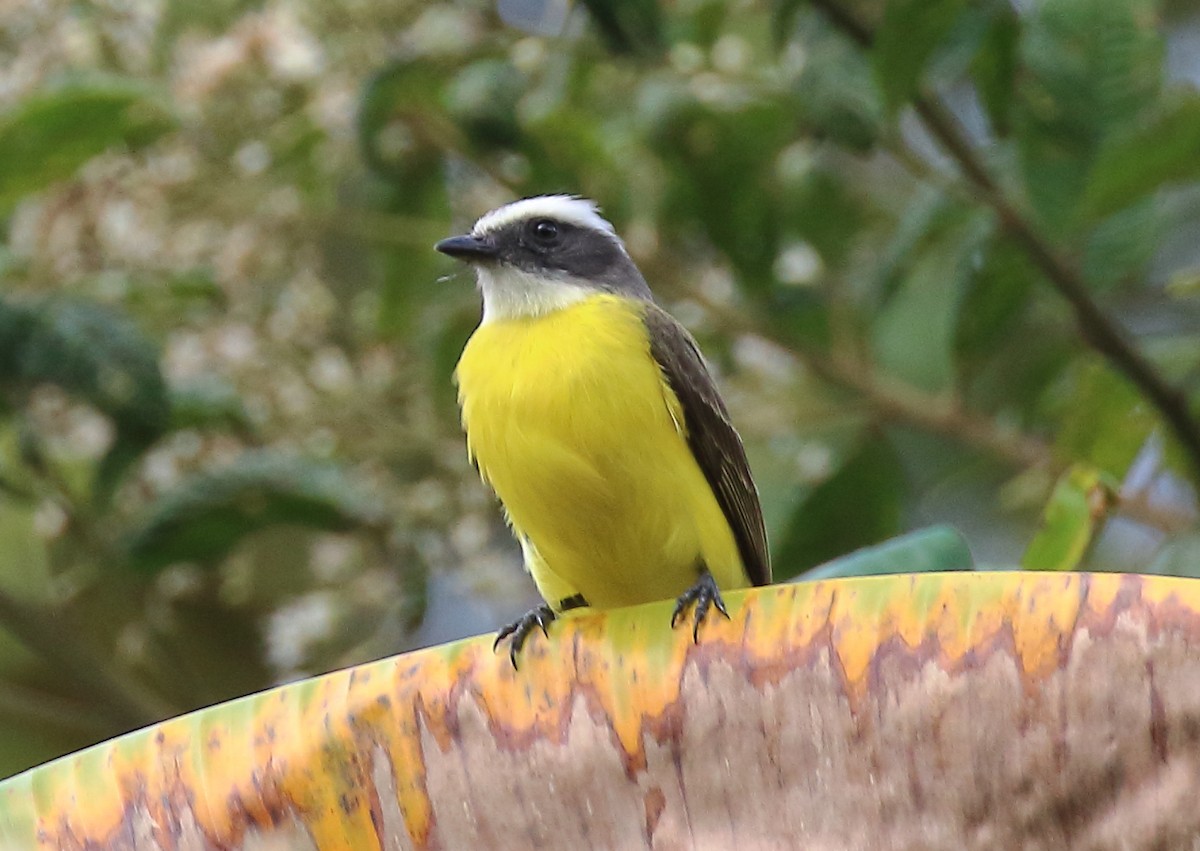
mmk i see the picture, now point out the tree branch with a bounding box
[806,0,1200,484]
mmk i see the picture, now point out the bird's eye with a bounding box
[531,219,559,243]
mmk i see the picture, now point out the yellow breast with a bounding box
[454,294,745,609]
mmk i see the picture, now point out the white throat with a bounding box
[476,265,593,323]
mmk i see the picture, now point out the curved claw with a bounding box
[671,570,730,643]
[494,604,556,670]
[493,622,518,652]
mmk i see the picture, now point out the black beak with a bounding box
[435,234,499,262]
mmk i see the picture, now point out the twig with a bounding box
[806,0,1200,484]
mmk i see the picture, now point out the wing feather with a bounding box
[643,304,771,586]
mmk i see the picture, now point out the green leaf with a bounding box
[867,184,951,298]
[970,4,1020,135]
[872,210,993,393]
[773,437,905,580]
[770,0,805,46]
[962,328,1074,423]
[358,60,452,182]
[674,0,729,48]
[1166,266,1200,298]
[0,297,169,447]
[577,0,664,56]
[521,106,622,195]
[165,268,226,305]
[873,0,966,110]
[778,167,866,270]
[1083,94,1200,219]
[653,98,798,287]
[954,232,1077,419]
[1021,464,1119,571]
[124,451,387,572]
[356,61,451,337]
[0,76,174,213]
[167,376,253,434]
[954,236,1036,368]
[800,524,974,581]
[1082,199,1163,290]
[444,60,526,150]
[1049,361,1158,476]
[792,14,884,152]
[1014,0,1163,230]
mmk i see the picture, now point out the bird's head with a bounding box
[436,195,651,322]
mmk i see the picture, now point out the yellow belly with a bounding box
[455,294,747,610]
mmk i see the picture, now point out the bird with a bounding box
[435,195,770,668]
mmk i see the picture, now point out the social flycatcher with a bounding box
[436,196,770,667]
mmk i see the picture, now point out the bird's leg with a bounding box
[494,594,588,670]
[671,566,730,643]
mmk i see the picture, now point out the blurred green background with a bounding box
[0,0,1199,777]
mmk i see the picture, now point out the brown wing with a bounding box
[644,303,771,586]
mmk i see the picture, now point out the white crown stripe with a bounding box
[472,195,617,238]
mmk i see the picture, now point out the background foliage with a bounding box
[0,0,1198,778]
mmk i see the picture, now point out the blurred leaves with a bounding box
[444,60,526,150]
[872,209,992,393]
[954,237,1036,371]
[1021,465,1119,571]
[1015,0,1162,231]
[873,0,965,110]
[970,3,1020,135]
[1051,363,1159,476]
[801,524,973,581]
[653,98,800,287]
[0,298,167,438]
[1082,200,1164,291]
[578,0,664,57]
[791,13,883,151]
[1084,94,1200,219]
[0,297,168,498]
[775,438,905,580]
[357,60,452,337]
[125,451,387,573]
[167,376,254,435]
[0,76,174,214]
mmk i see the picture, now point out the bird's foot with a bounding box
[671,570,730,643]
[493,595,586,670]
[494,604,556,670]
